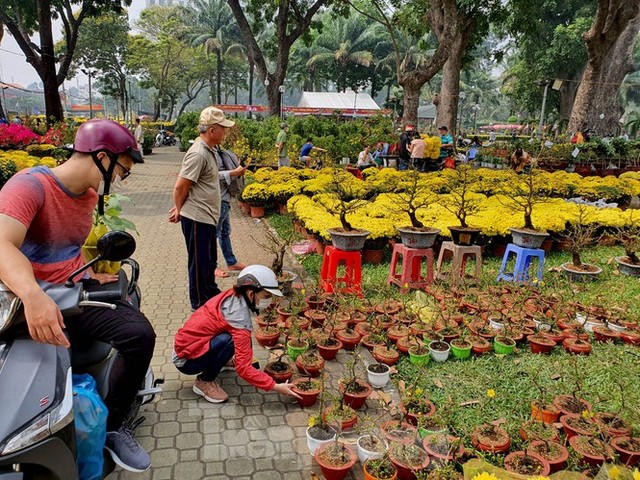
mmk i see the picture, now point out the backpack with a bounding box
[216,149,244,196]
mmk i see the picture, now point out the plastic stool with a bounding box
[320,246,362,295]
[387,243,434,290]
[496,243,545,284]
[436,241,482,286]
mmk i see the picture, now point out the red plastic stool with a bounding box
[387,243,434,290]
[320,246,362,296]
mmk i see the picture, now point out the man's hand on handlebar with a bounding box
[23,290,70,348]
[88,270,119,285]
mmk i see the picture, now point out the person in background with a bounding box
[357,145,377,171]
[438,125,454,167]
[134,118,144,162]
[408,130,426,172]
[398,125,414,170]
[489,130,496,143]
[173,265,301,403]
[510,147,532,173]
[298,138,326,167]
[275,123,290,168]
[169,107,234,311]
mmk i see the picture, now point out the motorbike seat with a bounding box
[71,340,112,370]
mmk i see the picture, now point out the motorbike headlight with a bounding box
[1,368,73,455]
[0,283,21,334]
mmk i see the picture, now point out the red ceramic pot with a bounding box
[592,325,620,343]
[610,436,640,466]
[255,327,281,347]
[317,338,343,360]
[530,401,561,423]
[562,337,592,355]
[569,435,613,467]
[372,346,400,366]
[621,330,640,346]
[554,394,592,417]
[400,400,436,427]
[503,451,550,477]
[264,361,294,383]
[314,441,357,480]
[595,412,632,438]
[295,355,324,378]
[528,334,556,354]
[291,378,321,407]
[339,379,373,410]
[526,440,570,473]
[560,415,598,439]
[471,425,511,454]
[422,434,464,463]
[336,330,361,350]
[388,445,430,480]
[380,421,417,446]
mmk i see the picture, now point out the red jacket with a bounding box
[174,289,275,391]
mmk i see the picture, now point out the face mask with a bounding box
[257,297,272,311]
[111,174,124,192]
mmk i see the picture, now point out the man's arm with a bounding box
[0,214,69,347]
[169,176,194,223]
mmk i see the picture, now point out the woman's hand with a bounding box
[272,380,302,399]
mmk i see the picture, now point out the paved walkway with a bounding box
[109,146,373,480]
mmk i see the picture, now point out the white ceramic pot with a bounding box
[306,425,337,455]
[608,323,627,333]
[367,363,390,389]
[429,341,450,362]
[489,318,504,331]
[357,435,387,463]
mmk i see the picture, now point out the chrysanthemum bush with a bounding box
[251,166,640,240]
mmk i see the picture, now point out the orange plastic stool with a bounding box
[320,246,362,296]
[387,243,434,290]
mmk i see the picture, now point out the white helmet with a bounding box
[236,265,283,296]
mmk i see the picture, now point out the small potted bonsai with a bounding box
[615,212,640,276]
[338,350,373,410]
[264,348,294,383]
[393,169,440,248]
[560,204,603,281]
[440,165,482,245]
[306,377,337,454]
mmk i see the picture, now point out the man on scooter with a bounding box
[0,119,156,473]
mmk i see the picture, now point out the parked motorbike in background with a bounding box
[154,128,176,147]
[0,231,162,479]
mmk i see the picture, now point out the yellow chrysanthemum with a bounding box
[487,389,496,398]
[471,472,500,480]
[607,465,622,480]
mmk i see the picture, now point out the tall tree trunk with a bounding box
[248,62,254,106]
[38,0,64,123]
[153,98,161,121]
[401,81,422,125]
[558,71,582,127]
[0,23,4,120]
[567,0,640,134]
[216,50,223,104]
[436,19,474,135]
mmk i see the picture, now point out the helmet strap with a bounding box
[241,289,260,315]
[91,151,118,215]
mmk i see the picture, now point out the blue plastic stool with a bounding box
[496,243,545,284]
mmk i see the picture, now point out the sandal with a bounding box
[215,268,229,278]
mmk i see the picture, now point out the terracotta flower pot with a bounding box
[317,338,343,360]
[527,334,555,354]
[388,444,430,480]
[621,330,640,346]
[530,401,560,423]
[469,335,492,355]
[400,400,436,426]
[314,441,357,480]
[471,424,511,454]
[504,451,550,477]
[336,329,361,350]
[264,361,294,383]
[339,379,373,410]
[255,326,281,347]
[554,394,592,417]
[380,421,417,446]
[526,440,570,473]
[250,205,265,218]
[592,325,620,343]
[422,434,464,463]
[295,354,325,378]
[595,412,632,438]
[560,415,598,439]
[291,377,321,407]
[373,345,401,366]
[610,436,640,466]
[323,406,358,431]
[569,435,614,467]
[363,458,398,480]
[562,337,592,355]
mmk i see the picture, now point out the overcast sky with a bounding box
[0,0,146,87]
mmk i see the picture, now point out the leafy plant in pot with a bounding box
[253,227,297,295]
[559,204,603,281]
[313,437,358,480]
[387,441,430,480]
[320,168,370,250]
[306,374,338,454]
[363,456,398,480]
[264,348,294,383]
[440,165,482,246]
[392,168,440,248]
[471,389,511,454]
[398,381,436,427]
[367,362,391,389]
[339,350,373,410]
[291,376,322,407]
[255,307,281,347]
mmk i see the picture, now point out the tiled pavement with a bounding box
[109,146,388,480]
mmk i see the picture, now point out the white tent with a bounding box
[296,91,380,112]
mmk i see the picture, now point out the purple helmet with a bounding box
[73,118,143,163]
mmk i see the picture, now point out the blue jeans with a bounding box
[217,201,238,267]
[176,333,235,382]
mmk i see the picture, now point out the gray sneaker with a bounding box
[105,425,151,472]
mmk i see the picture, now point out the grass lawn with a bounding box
[268,212,640,469]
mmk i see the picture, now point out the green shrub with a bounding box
[142,134,154,155]
[0,159,18,189]
[174,111,199,149]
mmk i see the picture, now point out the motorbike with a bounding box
[153,129,176,147]
[0,231,163,479]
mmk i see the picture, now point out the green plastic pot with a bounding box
[287,341,309,361]
[408,346,430,366]
[450,341,472,360]
[494,337,516,355]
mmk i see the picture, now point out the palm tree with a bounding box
[306,12,380,92]
[187,0,239,104]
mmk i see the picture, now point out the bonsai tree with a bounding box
[253,227,295,280]
[440,165,482,229]
[393,168,435,229]
[319,167,369,232]
[561,204,601,271]
[616,211,640,270]
[500,156,547,232]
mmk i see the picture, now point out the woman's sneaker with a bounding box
[193,377,228,403]
[105,425,151,472]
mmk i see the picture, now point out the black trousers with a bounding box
[65,301,156,430]
[180,216,221,310]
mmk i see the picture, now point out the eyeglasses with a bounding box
[116,160,131,179]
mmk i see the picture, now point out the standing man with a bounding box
[438,125,454,167]
[214,146,247,278]
[134,118,144,162]
[0,119,155,472]
[275,123,290,168]
[169,107,234,311]
[398,124,413,170]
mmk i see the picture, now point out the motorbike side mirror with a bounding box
[97,231,136,261]
[65,231,136,287]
